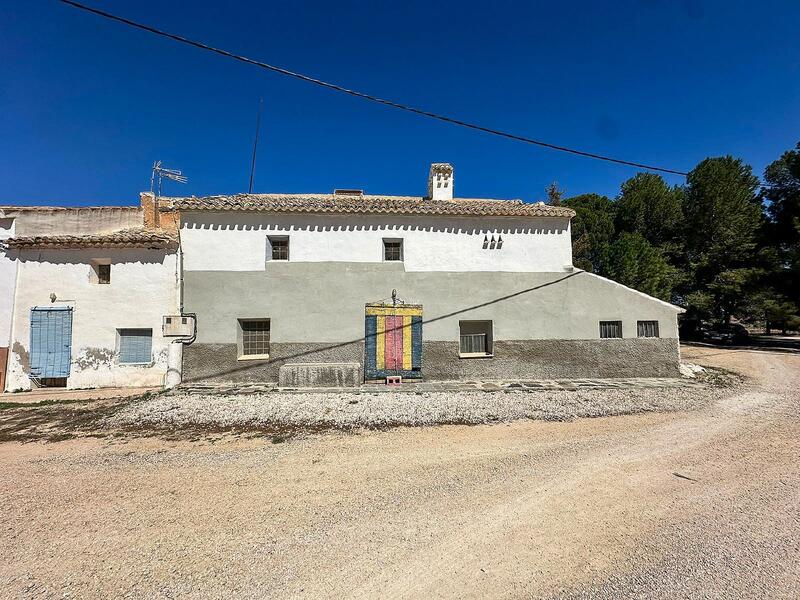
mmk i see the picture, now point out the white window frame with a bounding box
[382,238,404,262]
[237,318,271,361]
[267,236,290,262]
[459,320,494,358]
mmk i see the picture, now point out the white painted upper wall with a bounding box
[5,248,179,391]
[0,218,16,346]
[181,212,573,273]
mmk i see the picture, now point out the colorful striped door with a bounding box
[364,303,422,380]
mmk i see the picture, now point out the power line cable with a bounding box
[58,0,689,176]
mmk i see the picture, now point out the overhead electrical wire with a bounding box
[58,0,689,176]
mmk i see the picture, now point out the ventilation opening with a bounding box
[36,377,67,388]
[333,189,364,196]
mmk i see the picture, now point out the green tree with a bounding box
[604,232,677,300]
[761,142,800,311]
[763,141,800,247]
[615,173,684,253]
[682,156,764,322]
[564,193,615,273]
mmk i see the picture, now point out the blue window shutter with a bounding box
[118,329,153,364]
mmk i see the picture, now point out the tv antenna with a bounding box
[150,161,188,197]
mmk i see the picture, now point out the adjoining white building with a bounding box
[168,163,684,385]
[0,203,182,391]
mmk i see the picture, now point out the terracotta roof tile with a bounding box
[161,194,575,218]
[2,228,178,250]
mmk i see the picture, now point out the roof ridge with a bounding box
[158,193,574,218]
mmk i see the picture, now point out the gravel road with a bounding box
[107,381,723,431]
[0,346,797,599]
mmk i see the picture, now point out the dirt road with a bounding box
[1,346,798,599]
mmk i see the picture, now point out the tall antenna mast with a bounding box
[150,160,188,197]
[248,97,264,194]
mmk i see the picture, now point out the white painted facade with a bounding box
[0,218,17,348]
[5,248,179,391]
[180,212,573,273]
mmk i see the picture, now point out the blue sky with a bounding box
[1,0,799,206]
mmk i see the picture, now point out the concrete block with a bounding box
[278,362,361,388]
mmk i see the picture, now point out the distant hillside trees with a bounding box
[559,143,800,331]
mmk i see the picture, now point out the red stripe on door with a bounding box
[384,315,403,371]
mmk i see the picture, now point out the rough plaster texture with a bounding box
[1,207,142,236]
[0,218,16,347]
[183,342,364,383]
[5,248,179,391]
[422,339,681,380]
[179,212,573,273]
[278,363,362,387]
[183,265,680,346]
[183,338,680,383]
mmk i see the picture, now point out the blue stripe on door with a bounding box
[411,315,422,371]
[364,315,377,379]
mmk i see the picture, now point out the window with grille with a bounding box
[599,321,623,339]
[383,239,403,261]
[637,320,660,338]
[117,329,153,364]
[238,319,270,358]
[459,320,493,356]
[268,236,289,261]
[91,260,111,284]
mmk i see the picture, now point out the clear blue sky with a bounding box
[1,1,799,206]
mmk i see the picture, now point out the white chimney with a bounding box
[427,163,454,201]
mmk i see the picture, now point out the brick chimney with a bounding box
[140,192,159,229]
[140,192,179,234]
[427,163,454,201]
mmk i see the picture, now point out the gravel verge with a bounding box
[107,384,730,432]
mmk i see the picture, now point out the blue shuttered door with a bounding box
[30,307,73,378]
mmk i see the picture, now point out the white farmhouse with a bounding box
[167,163,684,385]
[1,203,182,391]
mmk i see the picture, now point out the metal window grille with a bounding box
[98,264,111,284]
[118,329,153,364]
[383,240,403,261]
[460,333,487,354]
[599,321,623,339]
[637,320,659,338]
[270,238,289,260]
[240,319,270,356]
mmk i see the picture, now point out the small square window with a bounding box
[459,320,493,357]
[637,320,660,338]
[383,239,403,261]
[91,260,111,284]
[599,321,623,339]
[238,319,270,359]
[117,329,153,364]
[268,236,289,261]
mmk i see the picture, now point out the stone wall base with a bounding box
[183,338,680,383]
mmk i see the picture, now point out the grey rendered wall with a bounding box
[182,264,681,382]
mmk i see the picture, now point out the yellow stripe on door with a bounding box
[402,315,412,370]
[376,315,386,370]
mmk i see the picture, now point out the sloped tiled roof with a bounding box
[2,228,178,250]
[161,193,575,218]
